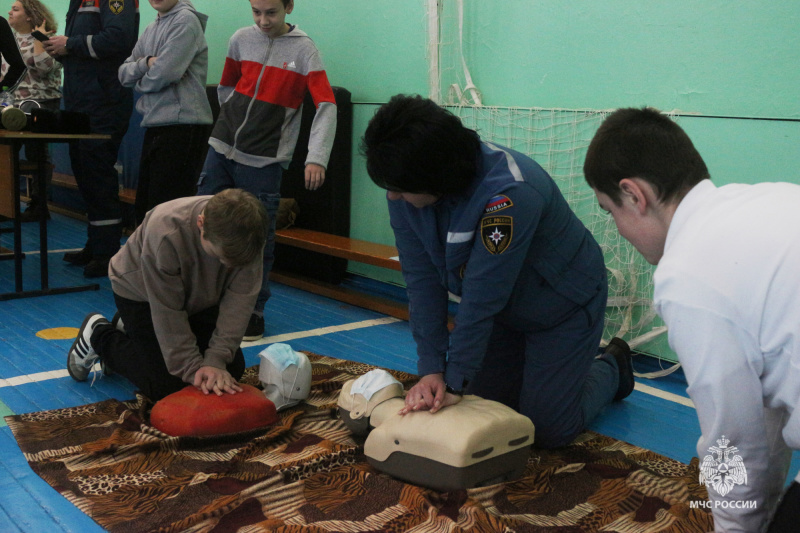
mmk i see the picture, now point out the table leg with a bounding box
[0,140,99,300]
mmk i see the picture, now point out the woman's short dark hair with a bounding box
[584,107,709,205]
[361,94,481,196]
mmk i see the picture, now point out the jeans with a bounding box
[196,149,282,313]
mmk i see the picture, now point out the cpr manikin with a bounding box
[258,344,312,410]
[337,369,535,491]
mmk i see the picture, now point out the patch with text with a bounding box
[484,195,513,214]
[481,216,513,255]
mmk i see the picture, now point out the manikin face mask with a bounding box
[350,369,403,401]
[258,343,312,411]
[338,369,404,421]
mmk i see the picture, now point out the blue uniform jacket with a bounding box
[389,142,606,390]
[62,0,139,117]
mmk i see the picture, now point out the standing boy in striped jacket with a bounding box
[197,0,337,340]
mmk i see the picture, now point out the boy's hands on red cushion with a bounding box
[193,366,243,396]
[150,384,278,437]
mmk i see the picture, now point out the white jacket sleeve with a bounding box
[659,292,792,532]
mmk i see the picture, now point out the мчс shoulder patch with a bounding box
[110,0,124,14]
[484,194,513,214]
[481,216,513,254]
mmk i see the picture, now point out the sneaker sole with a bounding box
[67,314,98,382]
[242,333,263,342]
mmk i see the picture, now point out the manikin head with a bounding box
[258,344,311,410]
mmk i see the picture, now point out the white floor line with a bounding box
[4,315,696,411]
[635,381,695,408]
[49,248,83,254]
[7,248,83,256]
[0,366,97,388]
[1,317,402,388]
[242,316,402,347]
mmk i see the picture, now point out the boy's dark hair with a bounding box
[251,0,292,8]
[202,189,268,267]
[361,94,481,196]
[584,107,710,205]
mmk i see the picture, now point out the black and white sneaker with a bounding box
[243,313,265,341]
[67,313,109,382]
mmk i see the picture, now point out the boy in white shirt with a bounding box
[583,107,800,533]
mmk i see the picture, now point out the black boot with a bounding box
[603,337,635,401]
[83,255,112,278]
[64,247,93,266]
[19,198,50,223]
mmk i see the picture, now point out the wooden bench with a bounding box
[44,174,411,319]
[275,228,400,271]
[272,227,410,320]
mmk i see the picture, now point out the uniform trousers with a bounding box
[66,92,132,257]
[466,276,617,448]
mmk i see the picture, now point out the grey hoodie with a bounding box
[118,0,213,128]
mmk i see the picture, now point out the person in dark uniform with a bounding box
[361,94,635,448]
[43,0,139,277]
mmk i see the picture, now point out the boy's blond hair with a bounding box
[202,189,268,267]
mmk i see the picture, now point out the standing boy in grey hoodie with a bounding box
[118,0,214,226]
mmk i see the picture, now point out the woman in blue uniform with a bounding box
[362,95,634,448]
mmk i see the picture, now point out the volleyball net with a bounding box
[427,0,670,356]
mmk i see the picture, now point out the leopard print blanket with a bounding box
[5,354,713,532]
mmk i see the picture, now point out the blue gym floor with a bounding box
[1,208,797,532]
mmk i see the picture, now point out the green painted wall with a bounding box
[458,1,800,117]
[46,1,800,359]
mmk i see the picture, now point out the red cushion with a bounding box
[151,384,278,437]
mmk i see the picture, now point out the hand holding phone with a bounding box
[31,30,49,42]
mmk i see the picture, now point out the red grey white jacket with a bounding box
[208,25,336,170]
